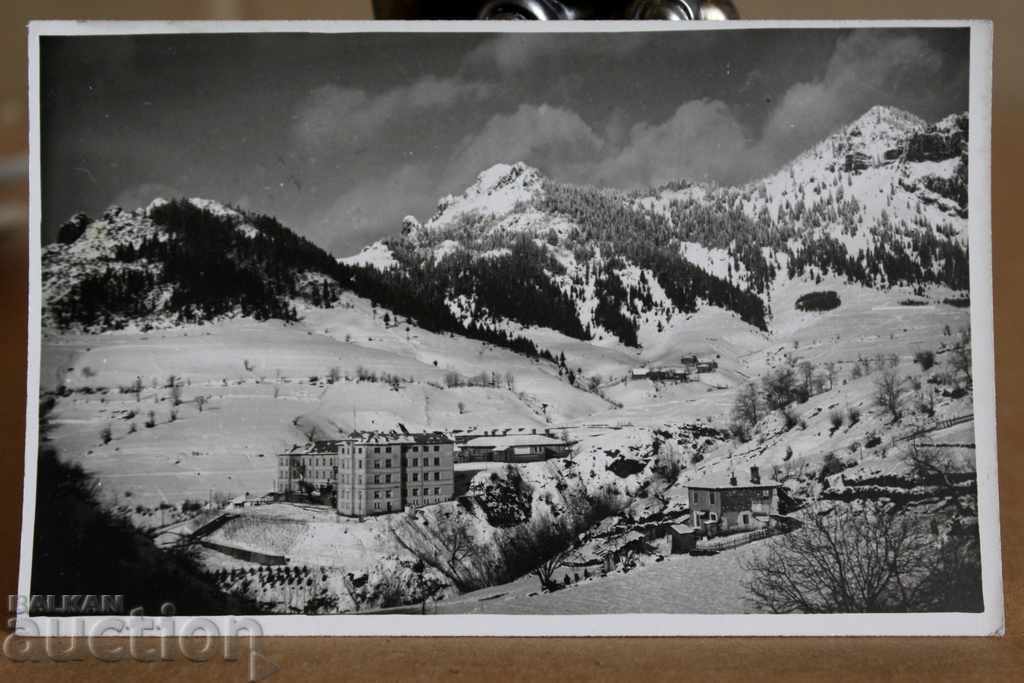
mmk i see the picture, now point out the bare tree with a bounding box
[743,502,938,613]
[731,382,762,432]
[762,365,797,410]
[328,366,342,383]
[949,329,972,387]
[341,572,364,612]
[194,395,208,412]
[167,376,182,406]
[438,523,474,582]
[511,521,578,591]
[797,360,815,397]
[874,370,904,421]
[824,361,838,390]
[390,514,477,592]
[904,443,972,505]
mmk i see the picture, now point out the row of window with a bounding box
[345,444,446,454]
[691,489,773,505]
[277,469,334,481]
[409,471,444,482]
[334,456,450,469]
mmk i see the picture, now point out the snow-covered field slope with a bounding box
[41,292,612,514]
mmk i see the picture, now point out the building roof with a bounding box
[685,471,782,490]
[463,434,566,449]
[343,430,454,445]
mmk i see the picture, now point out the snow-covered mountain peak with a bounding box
[338,241,398,271]
[474,161,543,194]
[850,105,926,135]
[425,162,544,230]
[819,105,926,162]
[180,197,243,220]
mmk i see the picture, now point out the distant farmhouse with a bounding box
[686,466,781,537]
[680,354,719,374]
[631,366,690,382]
[630,356,718,384]
[458,433,571,464]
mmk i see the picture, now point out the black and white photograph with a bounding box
[20,20,1001,635]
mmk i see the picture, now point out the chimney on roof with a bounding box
[750,466,761,485]
[729,472,737,486]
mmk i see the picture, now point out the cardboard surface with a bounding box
[0,0,1021,679]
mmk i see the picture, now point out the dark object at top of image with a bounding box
[373,0,739,20]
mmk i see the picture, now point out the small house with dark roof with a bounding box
[686,466,781,537]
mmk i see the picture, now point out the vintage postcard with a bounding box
[20,20,1000,637]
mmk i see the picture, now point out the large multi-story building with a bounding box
[336,430,455,516]
[274,440,342,497]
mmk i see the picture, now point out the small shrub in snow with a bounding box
[818,452,847,481]
[829,409,844,431]
[730,423,750,443]
[847,406,861,425]
[914,350,935,370]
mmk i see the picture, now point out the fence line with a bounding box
[697,527,773,552]
[895,413,973,444]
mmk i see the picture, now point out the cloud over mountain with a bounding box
[291,76,494,152]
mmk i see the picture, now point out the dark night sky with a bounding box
[39,28,969,255]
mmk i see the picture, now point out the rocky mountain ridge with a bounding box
[43,106,970,363]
